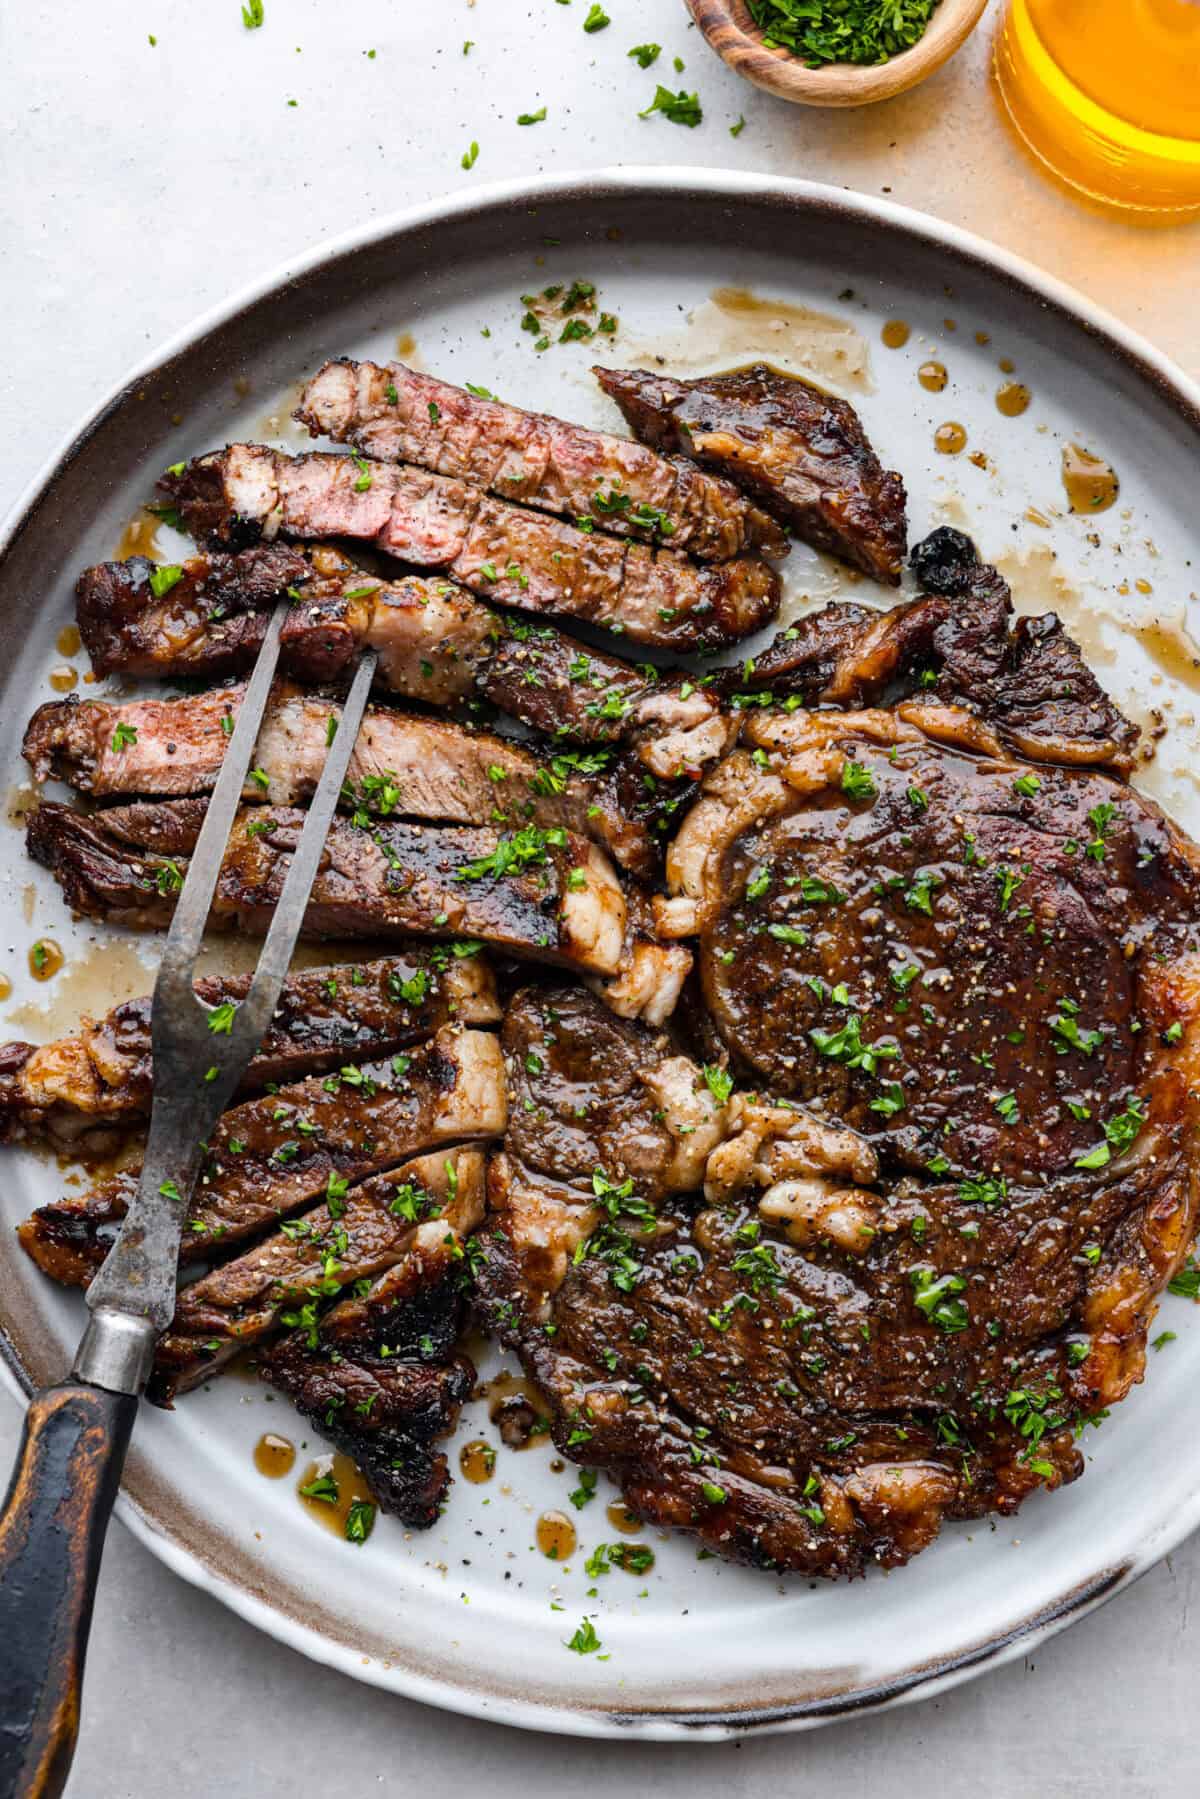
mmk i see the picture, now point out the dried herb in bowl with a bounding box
[746,0,942,66]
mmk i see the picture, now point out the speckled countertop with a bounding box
[1,3,1197,1794]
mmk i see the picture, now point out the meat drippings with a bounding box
[254,1433,296,1478]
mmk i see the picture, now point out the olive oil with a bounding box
[995,0,1200,217]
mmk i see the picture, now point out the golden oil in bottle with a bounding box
[995,0,1200,218]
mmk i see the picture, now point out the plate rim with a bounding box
[1,165,1198,1741]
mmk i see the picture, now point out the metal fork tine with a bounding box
[82,637,377,1340]
[156,599,289,997]
[225,647,378,1059]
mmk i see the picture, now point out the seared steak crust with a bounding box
[662,704,1200,1182]
[715,530,1139,774]
[150,1147,485,1400]
[0,951,499,1149]
[23,682,686,880]
[27,799,629,978]
[77,544,495,705]
[163,447,782,652]
[296,358,787,561]
[18,1026,506,1285]
[595,363,907,584]
[476,986,1200,1576]
[260,1220,477,1529]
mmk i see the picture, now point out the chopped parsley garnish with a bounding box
[242,0,264,26]
[111,721,139,752]
[959,1174,1007,1207]
[344,1499,376,1544]
[568,1469,599,1510]
[993,864,1025,913]
[800,876,844,905]
[453,824,564,883]
[840,759,876,801]
[1073,1094,1146,1170]
[809,1014,898,1075]
[1084,801,1116,861]
[1049,1003,1104,1057]
[461,141,480,170]
[909,1267,969,1333]
[1168,1258,1200,1299]
[745,0,939,66]
[566,1619,602,1654]
[702,1065,733,1108]
[207,1000,238,1035]
[395,968,430,1007]
[1013,773,1042,798]
[639,85,703,127]
[628,42,661,66]
[904,870,941,915]
[299,1471,339,1505]
[149,563,184,599]
[869,1082,906,1118]
[517,107,547,125]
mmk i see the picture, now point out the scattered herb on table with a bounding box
[639,85,703,127]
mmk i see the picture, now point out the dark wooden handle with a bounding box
[0,1383,136,1799]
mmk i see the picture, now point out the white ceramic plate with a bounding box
[2,170,1199,1740]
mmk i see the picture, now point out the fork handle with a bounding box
[0,1383,136,1799]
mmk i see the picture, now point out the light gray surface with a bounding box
[1,2,1197,1794]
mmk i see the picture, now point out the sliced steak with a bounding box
[259,1218,478,1529]
[151,1146,484,1399]
[77,544,495,705]
[23,684,674,879]
[500,984,733,1200]
[595,363,907,584]
[0,951,498,1150]
[18,1025,506,1286]
[659,703,1200,1185]
[163,447,782,652]
[71,553,739,818]
[296,359,787,561]
[27,800,630,979]
[477,970,1200,1576]
[716,529,1139,774]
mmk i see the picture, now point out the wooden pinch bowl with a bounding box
[685,0,989,107]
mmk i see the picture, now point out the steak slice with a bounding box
[476,980,1200,1576]
[659,703,1200,1185]
[595,363,907,584]
[716,529,1139,774]
[27,800,630,978]
[162,447,782,652]
[18,1025,506,1286]
[0,951,498,1150]
[77,544,495,704]
[71,552,739,824]
[150,1146,484,1399]
[259,1219,478,1530]
[296,359,787,561]
[23,684,682,880]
